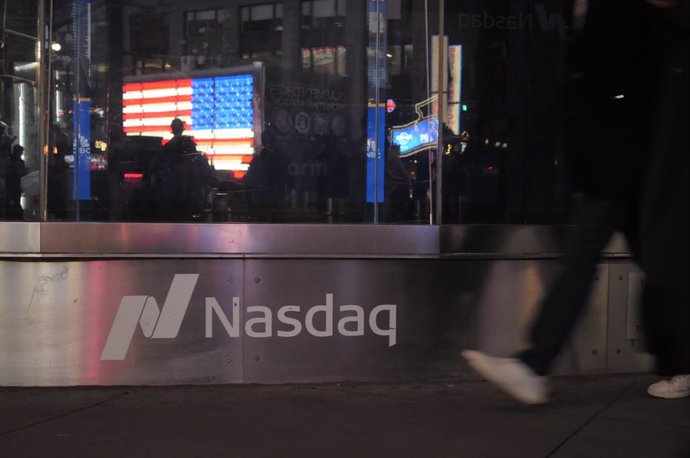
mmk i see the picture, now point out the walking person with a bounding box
[462,0,681,404]
[637,0,690,400]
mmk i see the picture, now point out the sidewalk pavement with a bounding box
[1,374,688,458]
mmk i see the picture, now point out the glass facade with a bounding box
[0,0,571,225]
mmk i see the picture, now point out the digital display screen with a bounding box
[123,74,255,174]
[390,116,438,157]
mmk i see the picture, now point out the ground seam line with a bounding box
[544,376,639,457]
[0,392,128,437]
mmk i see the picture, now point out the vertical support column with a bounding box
[37,0,51,222]
[106,1,123,135]
[282,0,301,76]
[434,0,444,225]
[345,0,367,141]
[366,0,387,222]
[221,5,240,65]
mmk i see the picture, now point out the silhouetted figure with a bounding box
[149,118,215,221]
[385,145,412,222]
[0,120,12,219]
[5,144,26,219]
[48,124,71,220]
[246,129,286,222]
[107,128,127,220]
[442,146,469,223]
[317,135,350,221]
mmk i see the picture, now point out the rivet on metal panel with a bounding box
[227,277,233,284]
[616,348,622,354]
[618,275,624,281]
[255,277,262,283]
[254,355,262,362]
[225,356,233,363]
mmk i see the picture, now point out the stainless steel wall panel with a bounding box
[0,256,647,386]
[440,225,570,257]
[603,233,633,257]
[552,264,609,375]
[457,259,607,376]
[441,225,632,259]
[0,222,40,253]
[240,258,616,384]
[40,223,439,257]
[241,259,473,383]
[0,259,244,386]
[0,222,632,258]
[606,262,655,373]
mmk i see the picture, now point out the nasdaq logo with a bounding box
[101,275,397,361]
[101,274,199,360]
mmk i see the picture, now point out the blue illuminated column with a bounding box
[72,0,92,203]
[72,98,91,200]
[366,104,386,203]
[366,0,387,208]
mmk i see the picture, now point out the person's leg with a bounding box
[647,375,690,399]
[518,197,629,375]
[463,197,631,404]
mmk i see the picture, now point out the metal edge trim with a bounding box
[0,222,633,258]
[0,222,41,253]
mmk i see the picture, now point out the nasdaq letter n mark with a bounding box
[101,274,199,361]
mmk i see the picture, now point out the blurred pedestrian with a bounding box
[0,120,12,219]
[638,0,689,399]
[5,144,26,219]
[462,0,681,404]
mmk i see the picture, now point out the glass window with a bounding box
[184,8,224,69]
[240,3,283,60]
[436,0,569,223]
[313,0,335,18]
[31,0,573,225]
[0,0,40,221]
[252,5,274,21]
[301,0,346,76]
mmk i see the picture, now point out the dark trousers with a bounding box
[638,42,690,376]
[518,196,633,376]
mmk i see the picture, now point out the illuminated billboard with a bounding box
[123,74,255,174]
[390,116,439,157]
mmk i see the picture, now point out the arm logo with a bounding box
[101,274,199,361]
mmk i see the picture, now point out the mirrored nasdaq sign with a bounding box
[390,116,439,158]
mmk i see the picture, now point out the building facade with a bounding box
[0,1,651,387]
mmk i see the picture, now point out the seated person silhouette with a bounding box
[149,118,214,220]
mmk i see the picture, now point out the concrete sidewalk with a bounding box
[1,375,688,458]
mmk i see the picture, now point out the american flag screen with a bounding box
[123,74,255,176]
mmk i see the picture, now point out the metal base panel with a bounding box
[0,256,650,386]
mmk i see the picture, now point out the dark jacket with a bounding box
[564,0,662,200]
[638,2,689,375]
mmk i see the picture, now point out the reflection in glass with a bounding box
[36,0,570,225]
[0,0,40,221]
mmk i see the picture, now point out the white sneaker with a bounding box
[647,375,690,399]
[462,350,549,405]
